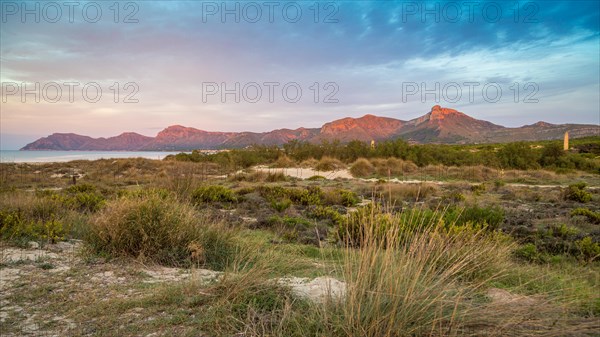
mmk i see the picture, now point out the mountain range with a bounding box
[21,106,600,151]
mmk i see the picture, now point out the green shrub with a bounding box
[29,195,66,221]
[514,243,544,263]
[298,186,323,206]
[65,192,105,212]
[337,204,439,246]
[571,208,600,224]
[444,205,505,230]
[257,185,289,201]
[322,189,359,207]
[66,183,97,194]
[471,183,486,195]
[338,190,360,207]
[563,183,592,203]
[0,210,66,244]
[308,206,344,225]
[338,205,505,247]
[258,186,322,206]
[192,185,237,203]
[550,223,579,238]
[306,175,326,181]
[576,237,600,262]
[446,191,465,202]
[46,184,107,213]
[118,188,172,200]
[87,191,237,269]
[493,180,506,189]
[271,198,292,213]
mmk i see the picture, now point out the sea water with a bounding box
[0,150,182,163]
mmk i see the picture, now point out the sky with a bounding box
[1,0,599,149]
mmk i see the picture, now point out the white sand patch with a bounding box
[252,165,353,180]
[486,288,538,306]
[0,269,21,290]
[250,166,597,189]
[0,248,58,263]
[279,276,346,303]
[142,266,221,284]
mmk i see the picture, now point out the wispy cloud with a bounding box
[1,0,598,148]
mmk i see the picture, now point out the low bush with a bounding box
[65,183,97,194]
[515,224,585,261]
[563,183,592,203]
[0,192,73,244]
[64,192,105,212]
[445,191,466,203]
[571,208,600,224]
[338,189,360,207]
[547,223,579,238]
[192,185,237,204]
[322,189,360,207]
[471,183,486,195]
[0,210,66,244]
[259,186,324,206]
[87,191,237,268]
[338,204,507,247]
[117,187,171,200]
[445,205,505,230]
[308,205,344,225]
[514,243,545,263]
[270,198,292,213]
[336,204,442,246]
[493,180,506,189]
[576,237,600,262]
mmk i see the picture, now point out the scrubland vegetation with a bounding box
[1,137,599,336]
[166,137,600,174]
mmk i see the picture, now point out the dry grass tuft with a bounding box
[349,158,375,178]
[371,158,419,176]
[314,156,345,171]
[320,207,595,336]
[273,155,296,168]
[86,190,237,269]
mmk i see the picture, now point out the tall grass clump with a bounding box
[371,158,418,176]
[86,190,237,269]
[323,206,512,336]
[367,183,439,203]
[320,204,597,336]
[273,154,295,168]
[314,156,345,171]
